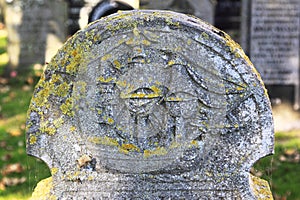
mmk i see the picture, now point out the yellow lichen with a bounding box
[60,97,74,117]
[167,60,176,66]
[142,39,151,46]
[54,82,70,97]
[50,74,62,84]
[107,117,114,124]
[113,60,121,69]
[121,92,160,99]
[201,32,209,40]
[40,121,56,135]
[97,109,102,114]
[250,174,273,200]
[66,61,79,75]
[29,135,37,145]
[150,85,162,95]
[51,167,58,175]
[53,117,64,129]
[30,177,55,200]
[169,141,180,149]
[236,86,245,91]
[165,17,180,27]
[125,38,134,45]
[66,171,81,180]
[133,27,140,37]
[71,49,78,57]
[120,143,140,154]
[144,147,168,158]
[116,80,127,87]
[88,136,119,147]
[101,54,112,61]
[98,76,115,83]
[33,82,53,108]
[70,126,77,132]
[190,140,199,147]
[166,97,183,102]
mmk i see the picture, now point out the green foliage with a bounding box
[0,83,51,199]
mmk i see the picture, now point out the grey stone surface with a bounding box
[26,10,274,199]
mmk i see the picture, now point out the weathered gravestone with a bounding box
[241,0,300,109]
[26,10,274,199]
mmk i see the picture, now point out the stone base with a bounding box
[31,175,273,200]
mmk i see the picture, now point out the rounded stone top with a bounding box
[26,10,274,175]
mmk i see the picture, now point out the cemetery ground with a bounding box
[0,30,299,200]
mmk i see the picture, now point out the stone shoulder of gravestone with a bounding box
[26,10,274,199]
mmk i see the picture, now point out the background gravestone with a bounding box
[26,10,274,199]
[214,0,242,42]
[242,0,300,109]
[2,0,68,74]
[140,0,216,24]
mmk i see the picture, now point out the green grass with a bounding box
[253,133,300,200]
[0,82,51,199]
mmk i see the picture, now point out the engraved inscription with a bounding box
[250,0,300,85]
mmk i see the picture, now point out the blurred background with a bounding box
[0,0,299,199]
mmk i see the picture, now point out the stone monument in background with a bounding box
[26,10,274,199]
[140,0,216,24]
[2,0,68,75]
[242,0,300,109]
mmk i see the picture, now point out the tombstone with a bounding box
[214,0,242,42]
[3,0,67,73]
[241,0,300,109]
[78,0,139,30]
[140,0,216,24]
[26,10,274,199]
